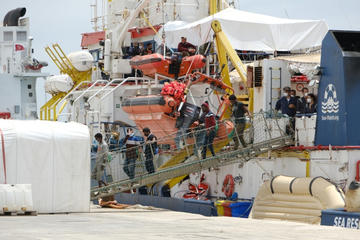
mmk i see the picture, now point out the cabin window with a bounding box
[16,31,27,41]
[254,67,263,87]
[3,31,13,41]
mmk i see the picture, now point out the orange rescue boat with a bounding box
[130,53,206,79]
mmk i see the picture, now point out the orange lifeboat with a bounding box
[122,95,234,147]
[130,53,206,79]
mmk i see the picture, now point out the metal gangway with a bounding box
[91,111,293,200]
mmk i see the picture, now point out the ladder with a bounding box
[269,67,282,111]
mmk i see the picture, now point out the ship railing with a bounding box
[48,81,92,122]
[91,110,294,198]
[57,77,159,122]
[86,77,154,129]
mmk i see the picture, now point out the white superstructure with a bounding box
[0,8,48,120]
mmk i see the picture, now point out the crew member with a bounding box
[92,133,109,187]
[201,102,216,159]
[123,128,143,179]
[142,127,158,174]
[178,37,196,56]
[275,86,297,117]
[229,94,250,149]
[275,86,297,135]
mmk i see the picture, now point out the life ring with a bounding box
[296,83,304,92]
[222,174,235,198]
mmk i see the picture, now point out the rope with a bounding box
[0,128,7,184]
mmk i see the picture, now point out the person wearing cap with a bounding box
[229,94,250,149]
[201,102,216,159]
[178,37,196,56]
[142,127,158,174]
[275,86,297,135]
[275,86,297,117]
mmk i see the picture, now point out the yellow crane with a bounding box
[40,44,92,121]
[211,20,254,114]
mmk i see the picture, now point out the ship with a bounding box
[4,1,360,225]
[0,8,48,120]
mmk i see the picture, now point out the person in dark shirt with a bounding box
[142,127,157,174]
[130,42,141,56]
[193,105,207,156]
[122,128,143,179]
[178,37,196,56]
[144,44,153,55]
[275,86,297,117]
[201,102,216,159]
[276,87,297,135]
[304,93,317,114]
[297,87,309,114]
[229,94,250,149]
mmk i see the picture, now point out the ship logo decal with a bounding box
[321,83,339,114]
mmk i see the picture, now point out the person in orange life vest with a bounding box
[201,102,216,159]
[178,37,196,56]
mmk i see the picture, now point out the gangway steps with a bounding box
[91,135,293,200]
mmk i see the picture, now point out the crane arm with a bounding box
[211,20,247,84]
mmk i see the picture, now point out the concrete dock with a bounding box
[0,206,358,240]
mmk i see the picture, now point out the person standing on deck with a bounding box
[201,102,216,159]
[304,93,317,114]
[275,86,297,117]
[123,128,142,179]
[229,94,250,149]
[92,133,109,187]
[142,127,158,174]
[275,86,297,135]
[297,87,309,114]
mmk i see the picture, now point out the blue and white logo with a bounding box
[321,84,339,114]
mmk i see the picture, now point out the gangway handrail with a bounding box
[90,112,293,199]
[87,78,124,103]
[91,134,293,200]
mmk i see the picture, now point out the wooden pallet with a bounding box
[1,210,37,216]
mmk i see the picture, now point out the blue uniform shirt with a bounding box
[275,96,297,117]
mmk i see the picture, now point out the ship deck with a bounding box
[0,205,358,239]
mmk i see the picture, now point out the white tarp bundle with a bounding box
[163,8,328,51]
[0,120,90,213]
